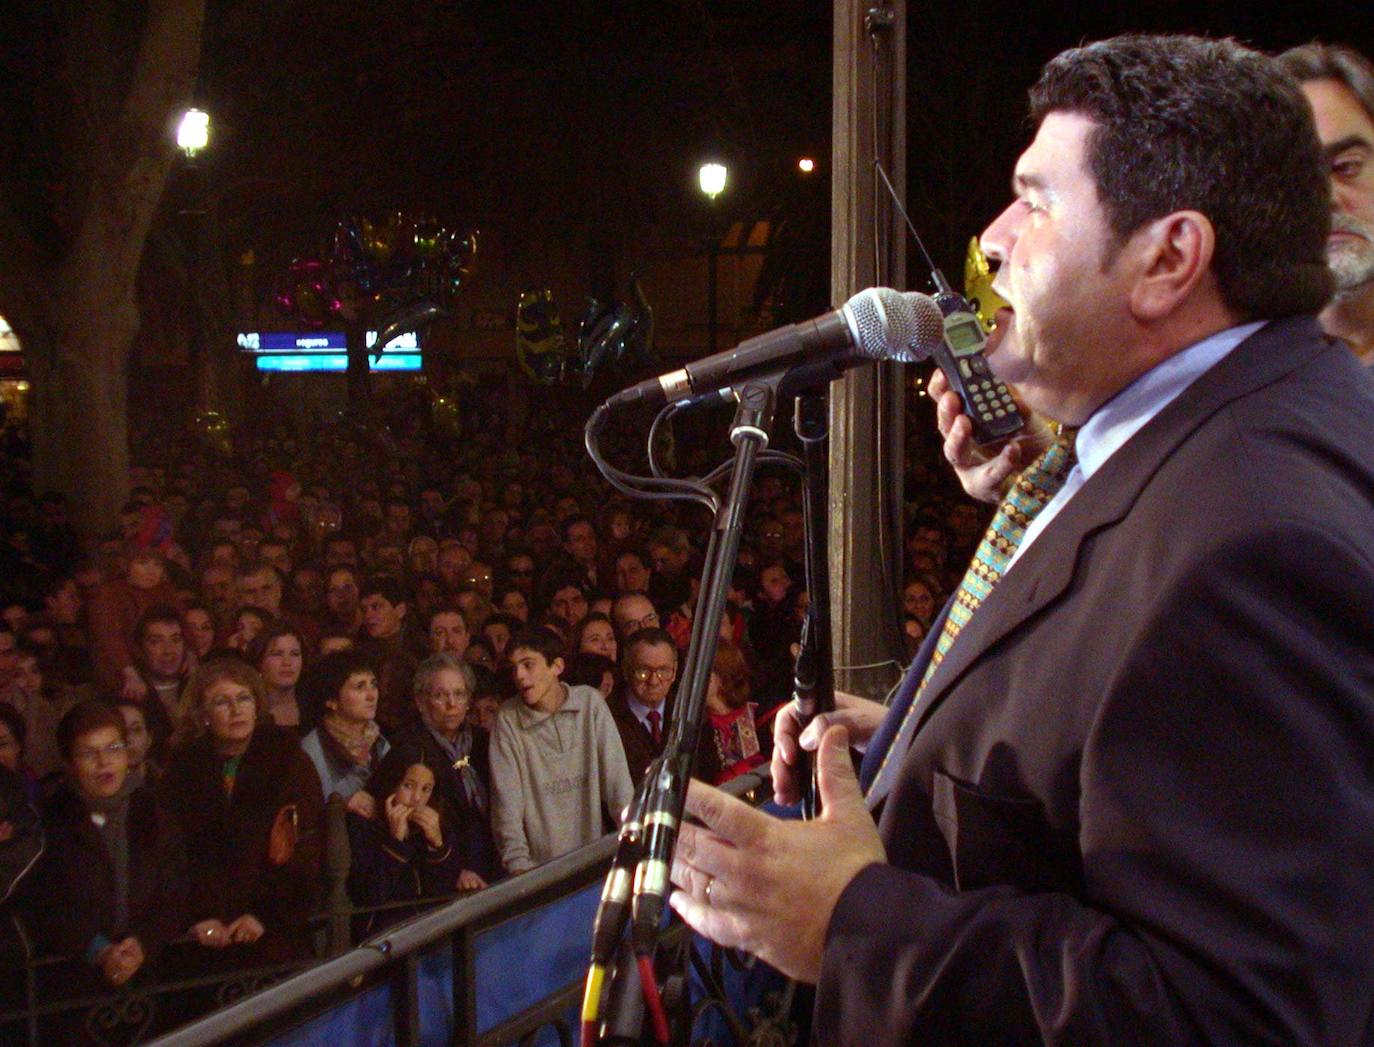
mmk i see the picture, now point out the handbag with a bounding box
[267,803,298,866]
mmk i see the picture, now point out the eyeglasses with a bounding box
[631,667,675,684]
[620,613,660,632]
[508,567,534,577]
[426,689,470,707]
[208,694,256,713]
[74,741,127,763]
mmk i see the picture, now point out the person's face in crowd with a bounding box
[512,647,564,709]
[46,579,82,625]
[480,510,509,548]
[903,580,937,624]
[626,641,677,709]
[563,520,597,565]
[438,543,474,589]
[373,544,405,576]
[239,527,264,564]
[1302,78,1374,296]
[612,595,659,638]
[127,553,166,591]
[318,636,354,656]
[469,694,500,732]
[413,576,444,619]
[259,542,292,578]
[615,546,651,596]
[554,495,581,521]
[203,675,257,751]
[229,610,267,651]
[761,565,792,605]
[238,568,283,616]
[362,593,406,639]
[457,527,480,557]
[607,511,632,543]
[420,489,446,519]
[140,622,185,680]
[465,640,496,673]
[292,567,324,614]
[393,763,436,810]
[979,112,1144,426]
[1,604,26,634]
[756,520,785,562]
[498,589,529,622]
[504,553,536,595]
[779,509,805,557]
[482,620,513,661]
[649,543,686,578]
[260,634,303,691]
[326,569,360,619]
[8,653,39,701]
[208,541,240,572]
[550,585,589,627]
[408,537,439,576]
[117,705,151,773]
[225,485,250,512]
[0,721,20,772]
[118,509,141,542]
[428,611,470,657]
[324,537,357,567]
[181,608,216,658]
[579,619,617,661]
[455,590,487,631]
[418,666,470,737]
[384,503,412,538]
[501,483,524,510]
[69,725,129,801]
[526,521,560,561]
[201,566,237,609]
[359,498,383,524]
[330,670,379,724]
[461,562,495,599]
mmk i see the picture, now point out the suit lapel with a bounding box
[886,317,1329,772]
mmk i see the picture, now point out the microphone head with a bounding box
[844,287,945,363]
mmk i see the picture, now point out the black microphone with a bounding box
[606,288,944,409]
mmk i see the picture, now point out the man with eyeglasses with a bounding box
[609,592,659,645]
[608,627,722,785]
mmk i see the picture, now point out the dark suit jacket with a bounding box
[820,317,1374,1046]
[607,686,721,787]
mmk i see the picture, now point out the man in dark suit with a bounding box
[668,35,1374,1044]
[607,627,678,784]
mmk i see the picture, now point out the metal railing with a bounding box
[0,767,789,1047]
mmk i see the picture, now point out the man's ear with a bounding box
[1129,210,1215,322]
[396,602,408,620]
[551,656,565,678]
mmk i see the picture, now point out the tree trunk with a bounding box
[20,0,207,538]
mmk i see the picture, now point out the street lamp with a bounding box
[697,162,729,354]
[176,108,210,158]
[698,162,728,200]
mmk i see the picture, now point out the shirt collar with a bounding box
[627,694,666,726]
[1076,320,1267,482]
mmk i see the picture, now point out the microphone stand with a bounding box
[791,390,836,819]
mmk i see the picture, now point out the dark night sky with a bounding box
[1,1,1371,318]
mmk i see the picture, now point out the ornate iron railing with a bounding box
[0,768,790,1047]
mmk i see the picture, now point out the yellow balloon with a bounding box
[963,237,1011,333]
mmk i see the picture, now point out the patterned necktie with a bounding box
[646,709,662,746]
[923,425,1078,687]
[867,427,1077,797]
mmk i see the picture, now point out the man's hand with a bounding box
[771,690,887,806]
[98,936,145,985]
[670,725,886,984]
[456,869,487,891]
[225,913,265,944]
[347,789,377,820]
[929,369,1048,504]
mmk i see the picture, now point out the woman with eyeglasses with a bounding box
[162,657,323,965]
[27,700,187,992]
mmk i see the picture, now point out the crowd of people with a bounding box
[0,380,981,1008]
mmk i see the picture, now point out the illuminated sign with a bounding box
[237,329,422,373]
[254,353,422,373]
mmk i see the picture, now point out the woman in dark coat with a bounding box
[161,657,324,965]
[28,700,187,986]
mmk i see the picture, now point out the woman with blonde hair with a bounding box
[162,657,323,964]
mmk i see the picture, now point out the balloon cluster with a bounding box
[273,214,478,329]
[963,237,1010,333]
[575,271,656,388]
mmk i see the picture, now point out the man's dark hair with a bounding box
[1277,42,1374,125]
[508,627,567,668]
[564,651,617,691]
[360,573,408,607]
[621,626,677,666]
[559,513,593,545]
[134,604,183,646]
[1029,34,1332,318]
